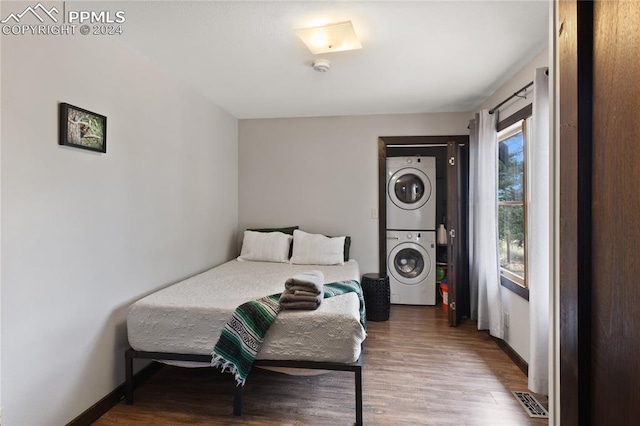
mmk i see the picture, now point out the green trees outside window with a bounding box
[498,123,526,285]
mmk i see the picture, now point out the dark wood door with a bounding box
[559,1,640,424]
[591,1,640,424]
[446,141,469,326]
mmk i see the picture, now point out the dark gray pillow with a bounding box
[248,226,299,235]
[343,236,351,262]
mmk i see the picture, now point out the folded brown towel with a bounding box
[279,299,320,310]
[280,271,325,310]
[279,291,321,309]
[280,292,320,304]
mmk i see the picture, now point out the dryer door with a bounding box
[388,242,432,285]
[388,167,433,210]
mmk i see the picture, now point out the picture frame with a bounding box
[59,103,107,153]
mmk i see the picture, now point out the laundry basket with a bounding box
[361,273,390,321]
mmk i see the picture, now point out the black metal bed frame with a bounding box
[124,348,363,425]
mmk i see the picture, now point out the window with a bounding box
[498,120,528,287]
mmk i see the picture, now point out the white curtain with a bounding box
[468,110,503,339]
[528,67,550,394]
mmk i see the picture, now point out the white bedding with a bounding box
[127,259,365,363]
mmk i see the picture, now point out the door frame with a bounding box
[378,135,469,324]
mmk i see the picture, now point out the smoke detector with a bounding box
[312,59,331,72]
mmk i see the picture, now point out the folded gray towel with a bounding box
[284,271,324,295]
[294,289,318,297]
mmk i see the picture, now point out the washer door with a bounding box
[388,167,433,210]
[388,242,432,285]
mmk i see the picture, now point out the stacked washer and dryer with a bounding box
[386,156,437,305]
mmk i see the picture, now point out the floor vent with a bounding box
[512,391,549,418]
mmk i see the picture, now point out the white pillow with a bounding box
[290,230,345,266]
[237,230,293,263]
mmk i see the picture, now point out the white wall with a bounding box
[0,22,3,412]
[473,47,549,361]
[0,4,6,412]
[238,113,469,275]
[476,48,550,119]
[0,35,238,425]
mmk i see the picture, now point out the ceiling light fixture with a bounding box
[295,20,362,55]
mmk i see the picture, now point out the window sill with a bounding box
[500,275,529,301]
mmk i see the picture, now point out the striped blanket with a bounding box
[211,280,366,386]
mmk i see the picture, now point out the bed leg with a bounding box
[355,365,363,426]
[125,349,134,405]
[233,384,243,416]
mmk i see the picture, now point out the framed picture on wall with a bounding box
[59,103,107,153]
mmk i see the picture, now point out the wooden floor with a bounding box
[95,305,548,425]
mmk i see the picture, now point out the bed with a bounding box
[125,229,366,424]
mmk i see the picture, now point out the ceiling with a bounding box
[116,1,549,119]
